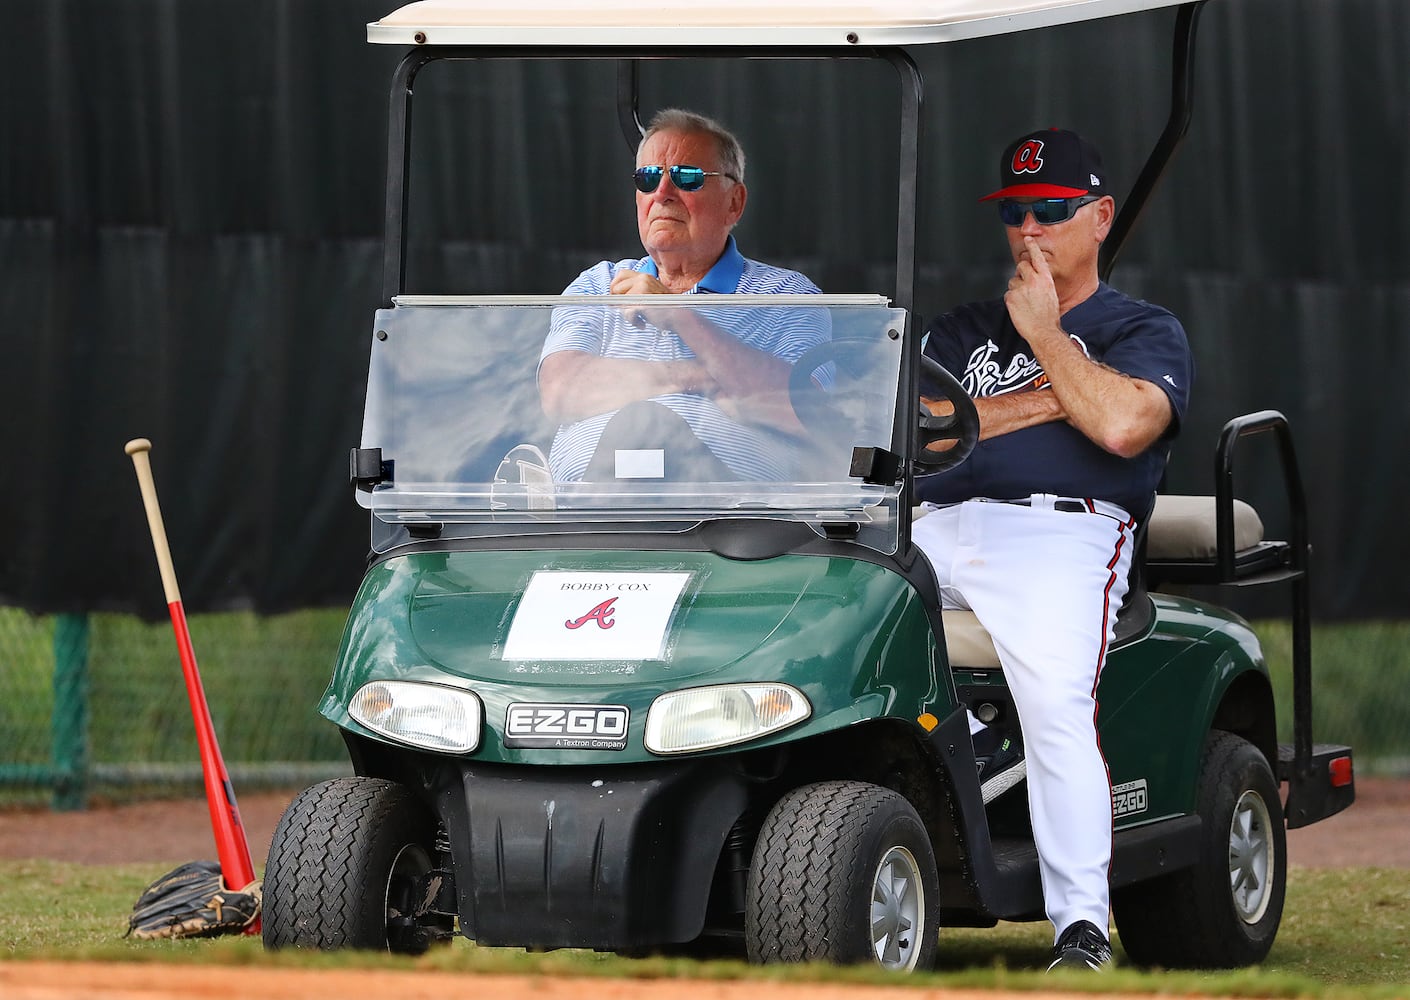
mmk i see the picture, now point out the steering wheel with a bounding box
[787,338,979,477]
[916,353,979,474]
[788,338,904,465]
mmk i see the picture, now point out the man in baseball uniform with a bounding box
[914,128,1194,970]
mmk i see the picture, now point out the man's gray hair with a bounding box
[639,108,746,184]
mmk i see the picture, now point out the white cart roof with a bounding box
[368,0,1194,48]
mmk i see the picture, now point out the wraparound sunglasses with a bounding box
[997,194,1102,226]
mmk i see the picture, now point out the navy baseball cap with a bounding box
[980,127,1108,202]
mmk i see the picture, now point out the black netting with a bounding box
[1,0,1406,620]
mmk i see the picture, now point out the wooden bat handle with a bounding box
[125,438,182,605]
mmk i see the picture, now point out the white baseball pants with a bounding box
[913,495,1135,940]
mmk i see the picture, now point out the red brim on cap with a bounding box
[979,182,1090,202]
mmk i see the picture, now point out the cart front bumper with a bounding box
[431,759,747,949]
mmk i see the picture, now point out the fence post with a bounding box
[51,613,90,811]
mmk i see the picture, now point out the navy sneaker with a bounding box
[975,733,1026,804]
[1047,920,1113,971]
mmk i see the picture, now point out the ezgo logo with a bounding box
[1112,778,1149,818]
[504,703,629,750]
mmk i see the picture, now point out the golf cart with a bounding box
[261,0,1355,971]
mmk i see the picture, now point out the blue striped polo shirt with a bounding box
[539,237,825,482]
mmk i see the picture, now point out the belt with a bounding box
[970,494,1132,522]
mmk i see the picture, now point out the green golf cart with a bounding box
[261,0,1354,971]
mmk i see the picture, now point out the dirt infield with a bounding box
[3,777,1404,868]
[0,962,1186,1000]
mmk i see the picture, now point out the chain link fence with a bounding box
[1,605,1405,811]
[0,606,350,809]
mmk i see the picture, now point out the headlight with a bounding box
[349,680,482,753]
[644,683,810,755]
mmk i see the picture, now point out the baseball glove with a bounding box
[125,860,261,941]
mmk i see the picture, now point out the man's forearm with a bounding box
[538,351,713,422]
[1024,327,1171,457]
[921,387,1063,453]
[645,311,805,434]
[664,311,793,401]
[974,387,1066,441]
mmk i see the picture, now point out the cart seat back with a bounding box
[937,494,1268,669]
[1146,495,1263,559]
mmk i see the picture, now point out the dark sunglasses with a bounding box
[997,195,1101,226]
[633,164,737,194]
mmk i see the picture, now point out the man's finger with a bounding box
[611,269,667,296]
[610,270,648,294]
[1023,236,1052,277]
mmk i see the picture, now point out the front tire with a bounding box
[1113,730,1287,968]
[262,776,453,953]
[746,781,940,971]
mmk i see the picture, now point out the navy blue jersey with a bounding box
[918,283,1193,520]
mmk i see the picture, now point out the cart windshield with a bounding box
[360,294,907,554]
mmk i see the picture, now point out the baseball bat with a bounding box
[125,438,260,932]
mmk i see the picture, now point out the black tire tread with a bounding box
[262,776,436,952]
[746,780,937,968]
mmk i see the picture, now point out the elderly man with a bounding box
[537,108,825,483]
[916,128,1194,971]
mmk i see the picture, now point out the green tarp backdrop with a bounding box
[2,0,1406,620]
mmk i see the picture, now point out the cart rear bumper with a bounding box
[1279,742,1355,829]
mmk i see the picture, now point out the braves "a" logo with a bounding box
[565,597,617,630]
[1011,139,1045,175]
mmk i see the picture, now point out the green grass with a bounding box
[1,861,1406,996]
[0,857,1404,992]
[1258,620,1410,772]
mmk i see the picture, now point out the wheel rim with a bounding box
[383,842,433,950]
[870,846,924,970]
[1228,788,1275,924]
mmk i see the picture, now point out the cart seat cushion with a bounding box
[1146,495,1264,560]
[942,610,1000,669]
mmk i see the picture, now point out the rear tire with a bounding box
[262,776,453,953]
[1113,730,1287,968]
[746,780,939,971]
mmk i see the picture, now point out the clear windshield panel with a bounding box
[361,295,906,554]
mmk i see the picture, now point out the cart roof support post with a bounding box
[1100,0,1206,280]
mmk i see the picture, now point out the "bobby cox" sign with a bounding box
[501,571,692,661]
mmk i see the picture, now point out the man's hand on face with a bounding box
[1004,235,1063,341]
